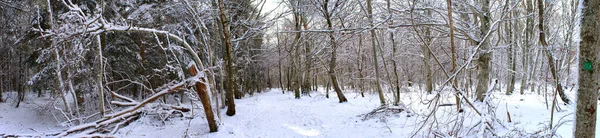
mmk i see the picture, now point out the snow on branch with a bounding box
[55,75,202,137]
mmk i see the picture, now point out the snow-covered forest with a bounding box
[0,0,598,137]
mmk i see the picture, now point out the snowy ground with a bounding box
[0,86,595,137]
[0,92,66,136]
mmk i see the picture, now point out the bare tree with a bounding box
[365,0,386,105]
[537,0,571,104]
[218,0,237,116]
[321,0,348,103]
[475,0,492,102]
[446,0,460,111]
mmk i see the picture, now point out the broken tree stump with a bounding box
[188,65,218,132]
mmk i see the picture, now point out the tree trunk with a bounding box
[287,67,292,91]
[386,0,400,106]
[475,0,491,102]
[575,0,598,136]
[0,69,3,102]
[218,0,236,116]
[15,56,23,108]
[446,0,460,111]
[96,35,105,117]
[422,3,434,94]
[506,10,516,95]
[0,57,2,102]
[358,34,365,97]
[302,14,311,96]
[277,28,284,91]
[520,0,533,95]
[324,0,347,103]
[291,0,302,99]
[537,0,570,104]
[325,79,330,98]
[366,0,386,105]
[188,66,218,132]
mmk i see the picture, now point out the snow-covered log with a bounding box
[55,75,200,137]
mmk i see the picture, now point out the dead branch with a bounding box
[55,76,198,137]
[111,98,190,112]
[361,105,407,121]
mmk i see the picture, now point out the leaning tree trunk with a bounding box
[366,0,386,105]
[475,0,491,102]
[446,0,460,111]
[218,0,236,116]
[324,0,347,103]
[188,66,218,132]
[575,0,599,136]
[537,0,571,104]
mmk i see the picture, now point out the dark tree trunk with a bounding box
[0,61,3,102]
[323,0,347,103]
[16,56,23,108]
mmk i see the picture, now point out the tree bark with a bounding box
[446,0,460,111]
[188,66,218,132]
[423,2,434,94]
[537,0,570,104]
[385,0,401,106]
[366,0,386,105]
[358,34,365,97]
[520,0,533,95]
[323,0,347,103]
[277,27,283,91]
[15,56,23,108]
[218,0,236,116]
[505,4,516,95]
[475,0,491,102]
[301,12,312,96]
[0,57,3,102]
[575,0,599,136]
[96,35,105,117]
[291,0,302,99]
[0,69,3,102]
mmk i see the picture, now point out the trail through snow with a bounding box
[120,89,411,138]
[209,89,399,137]
[0,92,63,135]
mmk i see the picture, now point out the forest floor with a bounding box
[0,85,592,137]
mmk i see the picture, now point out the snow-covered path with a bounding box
[0,93,64,135]
[210,89,398,138]
[118,89,415,138]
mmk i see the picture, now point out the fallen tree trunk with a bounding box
[56,76,199,137]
